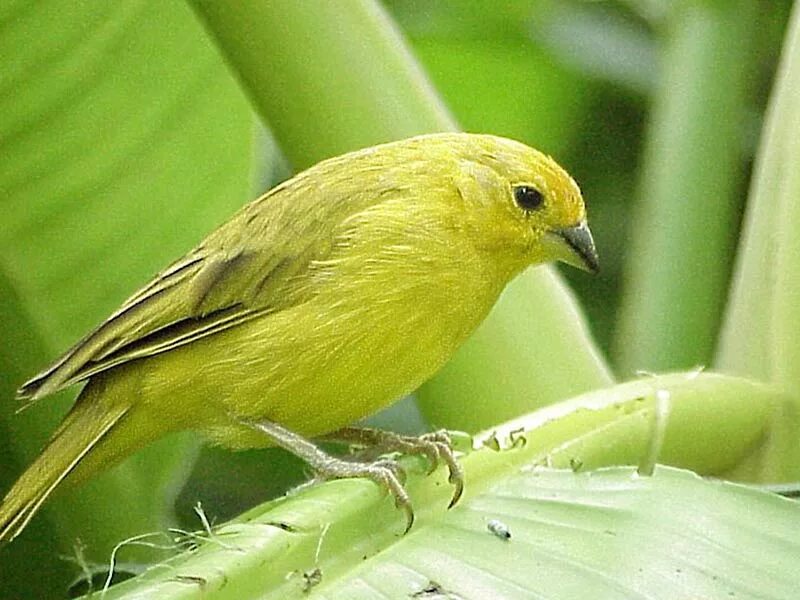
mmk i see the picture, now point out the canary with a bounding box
[0,133,597,540]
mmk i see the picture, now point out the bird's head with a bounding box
[452,134,598,275]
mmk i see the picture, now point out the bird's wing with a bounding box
[16,183,337,404]
[15,139,439,405]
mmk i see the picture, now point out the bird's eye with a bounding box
[513,186,544,211]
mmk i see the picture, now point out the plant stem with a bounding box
[188,0,454,168]
[716,1,800,393]
[96,372,788,599]
[614,0,758,375]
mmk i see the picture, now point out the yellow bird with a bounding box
[0,133,597,540]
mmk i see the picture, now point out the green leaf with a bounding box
[0,0,255,588]
[614,0,758,375]
[296,467,800,600]
[533,0,657,95]
[717,1,800,391]
[188,0,455,169]
[95,372,797,599]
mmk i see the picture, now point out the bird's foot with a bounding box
[312,454,415,532]
[242,419,415,532]
[322,427,464,508]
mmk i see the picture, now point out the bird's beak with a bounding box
[553,221,599,274]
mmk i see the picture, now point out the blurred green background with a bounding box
[0,1,795,597]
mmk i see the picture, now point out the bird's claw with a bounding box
[372,457,408,486]
[318,427,465,531]
[314,455,414,533]
[417,431,465,508]
[364,458,414,533]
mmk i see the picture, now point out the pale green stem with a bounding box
[188,0,454,167]
[96,372,789,599]
[716,2,800,393]
[614,0,758,375]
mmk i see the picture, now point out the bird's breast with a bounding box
[213,242,507,439]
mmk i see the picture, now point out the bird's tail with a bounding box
[0,388,129,543]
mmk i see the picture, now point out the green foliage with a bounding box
[84,373,800,599]
[1,0,799,598]
[0,0,254,595]
[101,464,800,599]
[614,0,759,374]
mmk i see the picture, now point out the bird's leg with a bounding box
[320,427,464,508]
[242,419,415,532]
